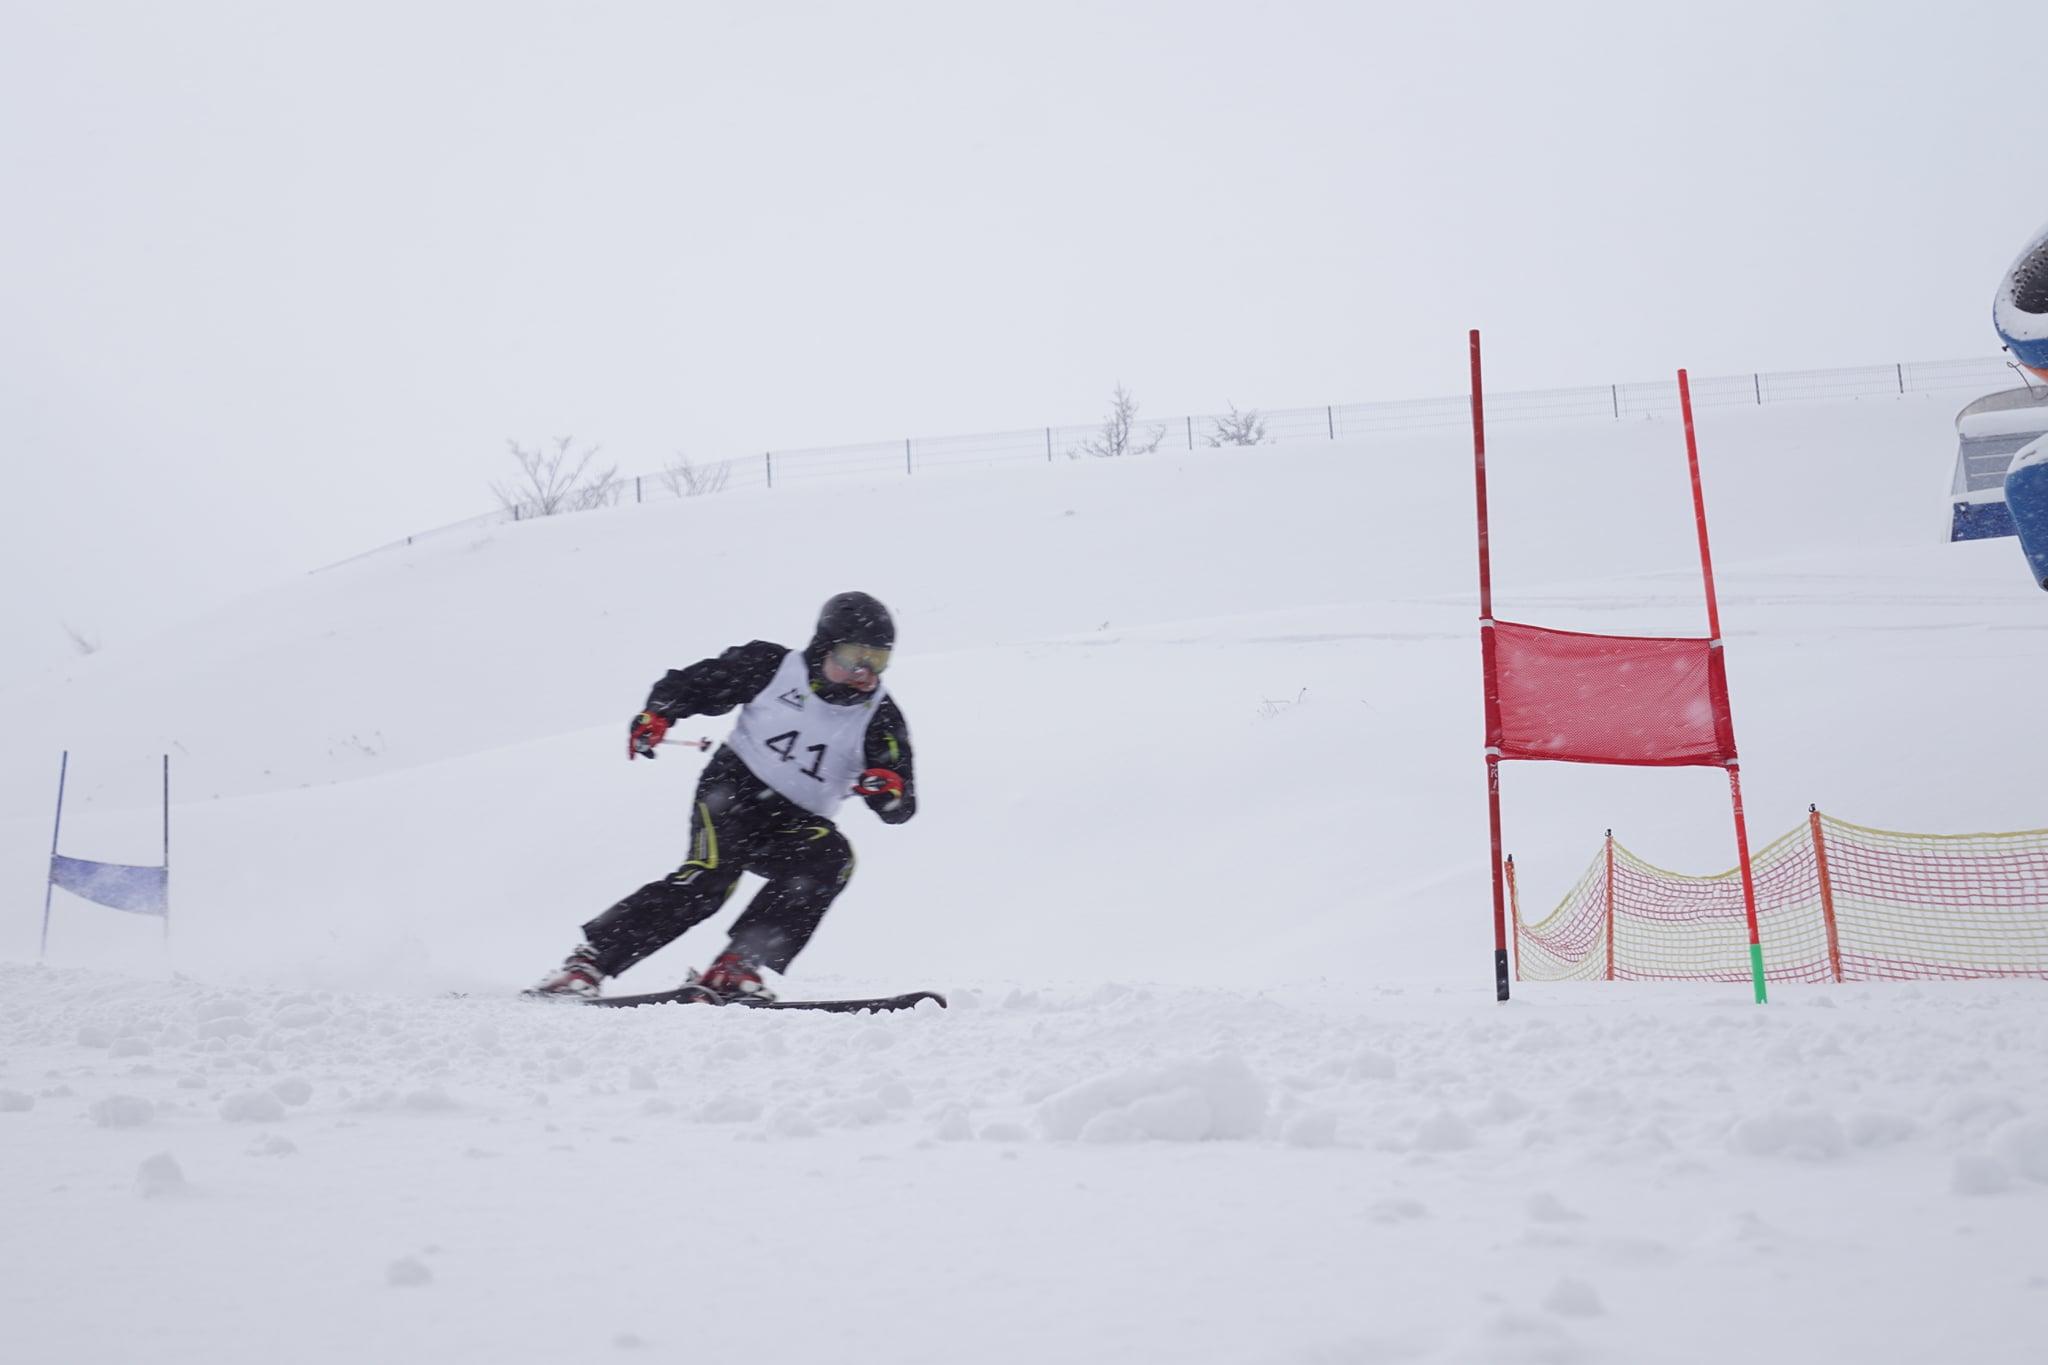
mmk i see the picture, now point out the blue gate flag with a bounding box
[49,854,169,917]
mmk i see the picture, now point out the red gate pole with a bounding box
[1678,370,1768,1004]
[1809,805,1844,983]
[1472,330,1510,1002]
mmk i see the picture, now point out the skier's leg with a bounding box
[581,797,744,977]
[721,820,856,975]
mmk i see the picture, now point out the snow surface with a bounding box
[6,390,2048,1362]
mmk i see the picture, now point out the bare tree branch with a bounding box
[491,437,621,518]
[659,453,733,498]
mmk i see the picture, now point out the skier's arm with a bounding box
[860,696,916,824]
[644,641,786,719]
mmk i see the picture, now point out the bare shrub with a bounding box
[659,454,732,498]
[492,437,621,519]
[1076,384,1167,458]
[1206,403,1268,447]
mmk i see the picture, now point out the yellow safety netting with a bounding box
[1516,813,2048,983]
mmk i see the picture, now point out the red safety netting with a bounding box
[1487,620,1735,767]
[1517,813,2048,983]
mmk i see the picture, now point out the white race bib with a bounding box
[725,649,884,817]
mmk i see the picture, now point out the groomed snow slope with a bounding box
[5,390,2047,1363]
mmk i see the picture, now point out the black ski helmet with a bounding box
[815,591,894,650]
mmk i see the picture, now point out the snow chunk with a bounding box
[1077,1109,1144,1144]
[386,1256,434,1287]
[1992,1119,2048,1184]
[1414,1108,1475,1153]
[0,1090,34,1113]
[135,1152,187,1198]
[1475,1310,1586,1364]
[1543,1277,1604,1318]
[402,1088,458,1113]
[696,1095,763,1124]
[1937,1093,2023,1135]
[1526,1192,1583,1224]
[1952,1153,2013,1196]
[1038,1055,1267,1142]
[270,1078,314,1107]
[1482,1090,1532,1123]
[768,1105,818,1138]
[1729,1109,1846,1162]
[90,1094,155,1128]
[1281,1108,1339,1148]
[1368,1197,1428,1224]
[1846,1111,1917,1148]
[246,1133,298,1157]
[219,1091,287,1123]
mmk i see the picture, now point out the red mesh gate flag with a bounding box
[1487,621,1736,767]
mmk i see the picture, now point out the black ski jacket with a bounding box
[643,640,917,825]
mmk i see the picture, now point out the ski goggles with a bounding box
[829,642,892,674]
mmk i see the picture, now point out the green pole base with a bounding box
[1749,942,1768,1004]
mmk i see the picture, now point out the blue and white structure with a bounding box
[1948,387,2048,542]
[2007,436,2048,589]
[1949,221,2048,548]
[1995,221,2048,381]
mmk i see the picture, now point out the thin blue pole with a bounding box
[162,755,171,944]
[41,751,68,959]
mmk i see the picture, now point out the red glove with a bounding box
[628,711,672,760]
[853,768,905,800]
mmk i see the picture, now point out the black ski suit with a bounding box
[581,638,916,981]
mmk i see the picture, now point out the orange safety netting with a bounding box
[1516,812,2048,983]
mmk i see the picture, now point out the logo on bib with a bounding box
[777,687,807,711]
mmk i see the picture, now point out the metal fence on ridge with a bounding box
[326,354,2024,569]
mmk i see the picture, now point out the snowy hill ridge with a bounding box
[339,352,2012,568]
[8,388,2048,1362]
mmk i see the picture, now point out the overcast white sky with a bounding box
[0,0,2035,679]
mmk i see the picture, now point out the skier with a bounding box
[530,591,915,1002]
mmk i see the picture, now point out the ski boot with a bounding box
[526,942,604,1000]
[682,949,777,1005]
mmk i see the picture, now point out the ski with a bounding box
[587,988,946,1013]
